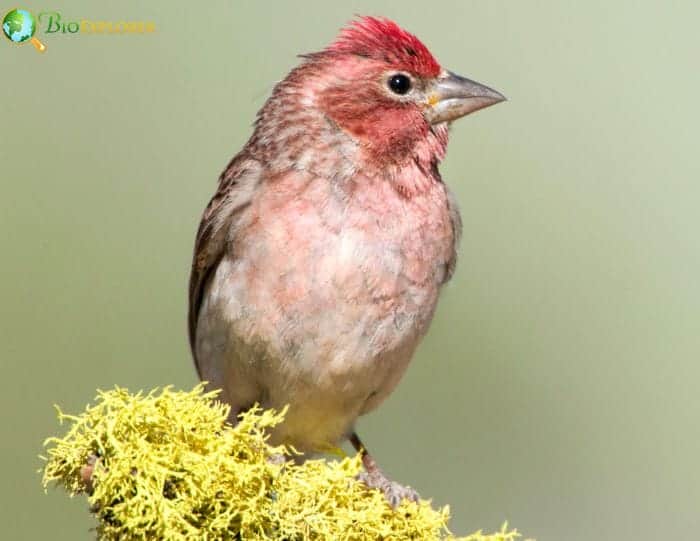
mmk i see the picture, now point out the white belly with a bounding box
[195,177,452,451]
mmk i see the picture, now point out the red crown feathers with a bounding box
[327,16,441,78]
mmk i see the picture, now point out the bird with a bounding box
[188,16,504,506]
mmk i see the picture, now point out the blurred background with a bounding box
[2,1,699,539]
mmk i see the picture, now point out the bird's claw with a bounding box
[357,469,420,508]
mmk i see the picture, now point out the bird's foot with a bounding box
[267,452,287,466]
[357,469,420,508]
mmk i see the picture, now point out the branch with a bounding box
[41,385,526,541]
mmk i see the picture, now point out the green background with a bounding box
[2,1,698,539]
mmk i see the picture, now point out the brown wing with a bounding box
[188,153,262,377]
[442,183,463,284]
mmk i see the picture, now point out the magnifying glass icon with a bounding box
[3,8,46,52]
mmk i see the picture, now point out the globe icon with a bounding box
[2,8,46,52]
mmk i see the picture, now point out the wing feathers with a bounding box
[188,155,262,375]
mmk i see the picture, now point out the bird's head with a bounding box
[311,17,505,163]
[252,17,504,182]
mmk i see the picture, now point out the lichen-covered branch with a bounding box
[41,385,526,541]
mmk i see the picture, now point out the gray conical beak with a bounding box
[424,70,506,124]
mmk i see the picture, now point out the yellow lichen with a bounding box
[41,385,526,541]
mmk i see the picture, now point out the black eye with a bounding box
[388,74,411,95]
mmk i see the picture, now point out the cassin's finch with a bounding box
[189,16,504,505]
